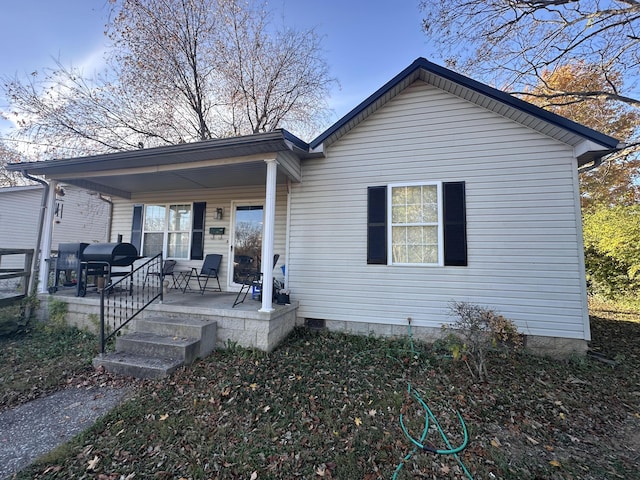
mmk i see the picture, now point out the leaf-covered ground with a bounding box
[0,324,99,411]
[6,309,640,480]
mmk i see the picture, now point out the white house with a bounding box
[7,58,620,356]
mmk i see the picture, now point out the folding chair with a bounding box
[184,254,222,294]
[233,254,279,307]
[144,259,177,288]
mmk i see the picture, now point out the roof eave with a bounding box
[6,129,312,176]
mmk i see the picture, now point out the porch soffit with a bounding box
[56,159,296,199]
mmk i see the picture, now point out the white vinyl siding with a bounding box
[110,184,288,291]
[289,80,589,340]
[0,185,109,269]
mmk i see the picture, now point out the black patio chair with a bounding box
[184,254,222,294]
[233,254,279,307]
[144,259,177,289]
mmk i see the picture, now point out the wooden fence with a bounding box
[0,248,34,307]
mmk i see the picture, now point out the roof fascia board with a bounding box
[29,153,278,179]
[6,130,305,175]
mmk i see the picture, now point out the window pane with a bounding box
[391,226,407,263]
[392,205,407,223]
[423,185,438,222]
[144,205,166,231]
[407,245,423,263]
[143,233,163,256]
[169,204,191,231]
[168,232,190,258]
[422,185,437,204]
[424,245,438,264]
[424,226,438,244]
[407,186,422,205]
[406,226,422,245]
[392,186,407,206]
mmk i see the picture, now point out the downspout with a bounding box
[96,194,113,241]
[21,172,50,296]
[284,178,291,290]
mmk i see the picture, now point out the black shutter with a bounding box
[131,204,143,254]
[191,202,206,260]
[367,186,387,264]
[443,182,467,266]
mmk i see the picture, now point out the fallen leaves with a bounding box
[87,455,100,471]
[7,315,640,480]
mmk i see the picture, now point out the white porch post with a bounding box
[38,180,56,294]
[260,158,278,312]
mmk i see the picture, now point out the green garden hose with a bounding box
[391,323,474,479]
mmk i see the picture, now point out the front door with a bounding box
[229,203,264,288]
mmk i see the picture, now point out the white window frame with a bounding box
[141,203,193,260]
[387,181,443,266]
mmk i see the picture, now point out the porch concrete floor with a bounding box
[50,285,291,314]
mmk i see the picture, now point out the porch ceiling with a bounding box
[57,160,293,199]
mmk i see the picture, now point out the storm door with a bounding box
[229,203,264,288]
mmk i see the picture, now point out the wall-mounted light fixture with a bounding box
[215,207,224,220]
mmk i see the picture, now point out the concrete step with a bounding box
[135,317,217,358]
[93,351,184,379]
[116,332,199,365]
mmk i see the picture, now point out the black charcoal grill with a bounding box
[77,242,140,296]
[50,243,88,293]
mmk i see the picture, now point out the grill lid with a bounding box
[82,243,139,265]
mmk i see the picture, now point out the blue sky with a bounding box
[0,0,436,136]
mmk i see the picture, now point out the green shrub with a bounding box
[583,205,640,299]
[46,298,68,332]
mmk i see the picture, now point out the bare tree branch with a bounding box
[2,0,336,159]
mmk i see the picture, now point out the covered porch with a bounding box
[8,130,319,360]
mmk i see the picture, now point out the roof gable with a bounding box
[310,58,620,163]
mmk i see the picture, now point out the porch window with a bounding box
[142,204,192,259]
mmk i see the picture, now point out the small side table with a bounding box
[174,270,194,293]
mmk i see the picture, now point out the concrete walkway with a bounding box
[0,386,130,479]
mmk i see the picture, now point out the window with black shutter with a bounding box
[367,182,466,266]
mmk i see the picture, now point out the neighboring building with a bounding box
[7,58,620,355]
[0,184,110,270]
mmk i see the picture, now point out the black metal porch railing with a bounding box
[99,253,163,354]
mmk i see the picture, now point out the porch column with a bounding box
[260,158,278,312]
[38,180,56,294]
